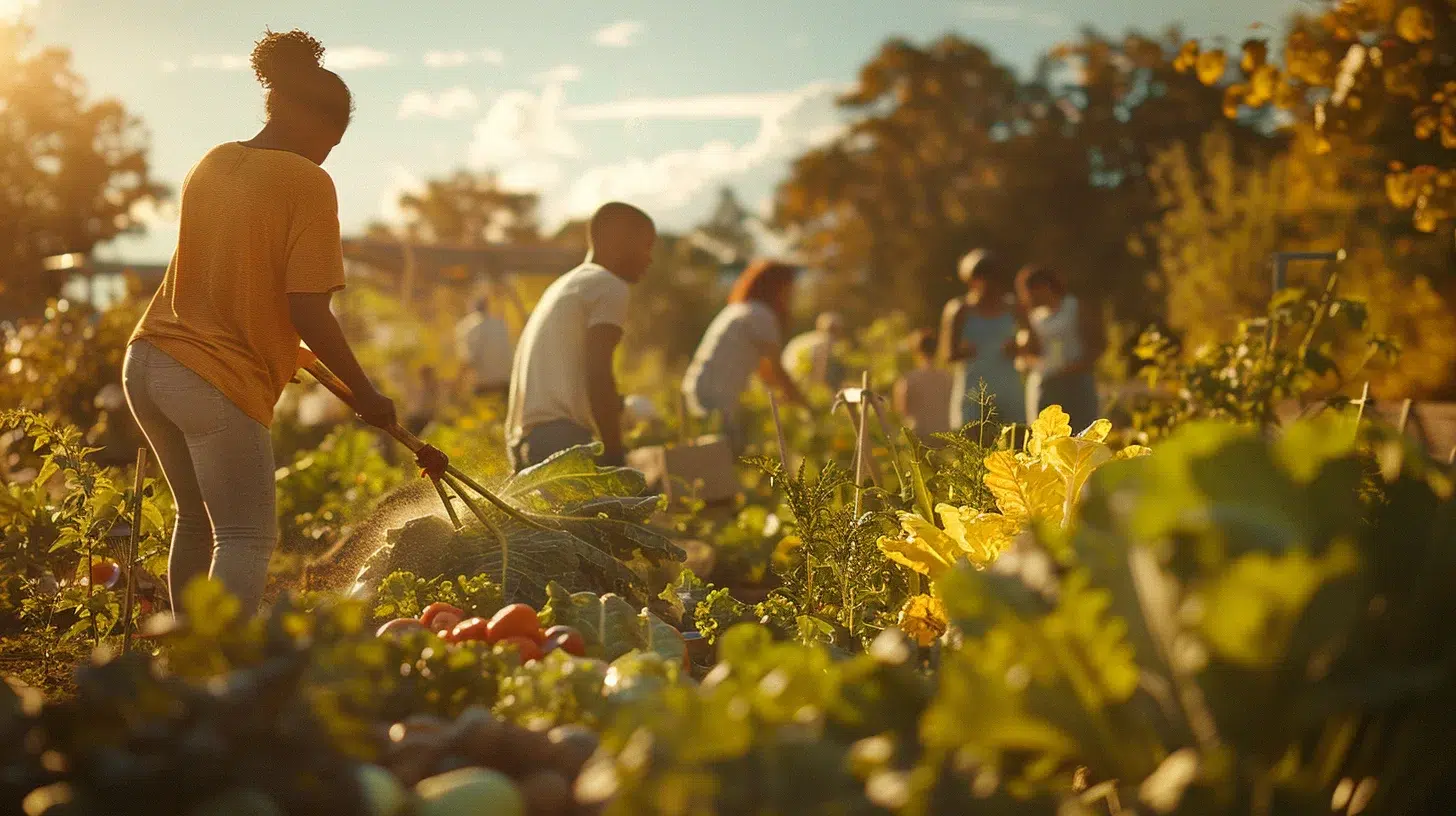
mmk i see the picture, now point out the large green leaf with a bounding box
[500,444,648,510]
[539,580,685,664]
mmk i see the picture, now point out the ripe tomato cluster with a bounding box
[376,602,587,664]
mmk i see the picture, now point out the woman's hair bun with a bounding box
[250,28,325,89]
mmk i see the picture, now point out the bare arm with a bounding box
[288,293,395,428]
[938,300,972,363]
[892,377,910,417]
[759,354,807,406]
[585,323,626,465]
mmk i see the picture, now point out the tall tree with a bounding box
[1177,0,1456,243]
[772,32,1270,328]
[0,22,165,316]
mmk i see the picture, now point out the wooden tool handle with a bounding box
[298,348,428,454]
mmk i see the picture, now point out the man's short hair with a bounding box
[588,202,654,250]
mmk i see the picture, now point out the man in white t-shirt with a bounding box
[455,296,513,398]
[506,202,656,471]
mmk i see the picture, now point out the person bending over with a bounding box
[505,202,656,471]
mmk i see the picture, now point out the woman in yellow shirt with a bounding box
[124,30,395,615]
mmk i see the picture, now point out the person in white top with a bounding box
[781,311,847,391]
[506,202,655,471]
[682,260,806,454]
[1015,265,1105,429]
[893,328,953,441]
[454,295,513,398]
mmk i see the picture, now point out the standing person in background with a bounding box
[782,311,847,391]
[893,328,952,440]
[506,202,655,471]
[454,294,513,399]
[683,260,807,455]
[938,249,1026,429]
[1016,265,1104,428]
[123,30,397,617]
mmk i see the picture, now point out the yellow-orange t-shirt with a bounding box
[130,143,346,427]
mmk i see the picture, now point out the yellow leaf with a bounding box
[1028,405,1072,457]
[1246,64,1279,106]
[1240,39,1268,75]
[1077,418,1112,443]
[1115,445,1152,461]
[1173,40,1200,73]
[1223,83,1248,118]
[936,504,1020,566]
[984,451,1065,522]
[1045,437,1115,514]
[878,513,960,579]
[897,594,948,647]
[1396,5,1434,43]
[1196,49,1228,86]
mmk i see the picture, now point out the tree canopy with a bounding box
[0,22,165,316]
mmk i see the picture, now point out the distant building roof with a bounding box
[340,238,579,279]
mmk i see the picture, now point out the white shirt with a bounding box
[1029,295,1084,377]
[506,263,631,444]
[683,301,782,407]
[455,311,513,388]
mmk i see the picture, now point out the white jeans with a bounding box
[122,341,277,616]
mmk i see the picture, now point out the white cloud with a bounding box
[593,21,643,48]
[324,46,394,71]
[560,81,847,218]
[424,49,505,68]
[0,0,38,20]
[534,64,582,85]
[468,83,580,192]
[189,54,248,71]
[564,90,830,122]
[398,87,480,119]
[958,2,1065,27]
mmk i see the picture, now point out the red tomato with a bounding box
[377,618,427,639]
[448,617,491,643]
[419,602,464,630]
[542,626,586,657]
[486,604,542,644]
[89,560,121,589]
[497,635,543,663]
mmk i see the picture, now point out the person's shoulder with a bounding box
[576,263,630,291]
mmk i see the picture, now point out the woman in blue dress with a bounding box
[938,249,1026,429]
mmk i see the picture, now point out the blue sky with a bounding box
[10,0,1302,263]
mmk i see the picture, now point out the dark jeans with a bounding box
[509,419,595,472]
[1029,370,1100,430]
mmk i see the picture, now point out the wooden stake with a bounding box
[122,447,149,654]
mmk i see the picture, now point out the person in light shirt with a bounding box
[505,202,655,471]
[454,294,513,399]
[1015,264,1104,428]
[682,260,807,454]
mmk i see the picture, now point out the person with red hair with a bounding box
[682,260,806,453]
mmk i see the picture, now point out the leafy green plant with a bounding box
[370,570,503,621]
[1127,270,1399,439]
[274,425,407,556]
[0,410,170,646]
[741,457,906,650]
[350,445,685,608]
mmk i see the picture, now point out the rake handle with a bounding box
[299,352,428,453]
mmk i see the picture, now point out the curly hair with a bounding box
[250,28,353,132]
